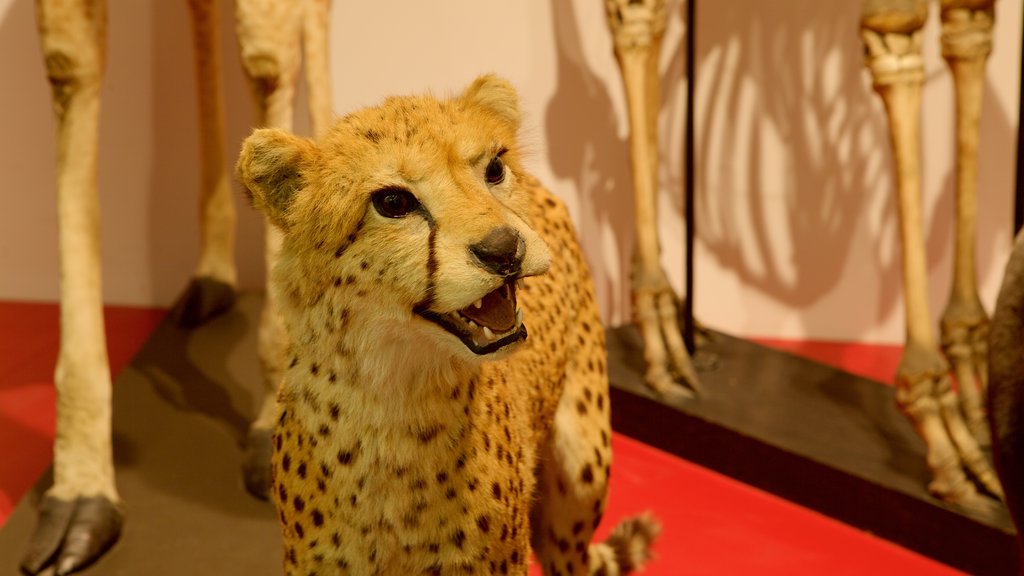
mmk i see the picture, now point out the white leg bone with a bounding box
[938,0,997,447]
[862,0,1001,507]
[605,0,699,398]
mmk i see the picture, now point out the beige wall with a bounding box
[0,0,1020,345]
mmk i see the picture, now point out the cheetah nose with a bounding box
[470,226,525,278]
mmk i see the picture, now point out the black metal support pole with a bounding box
[683,0,696,352]
[1015,26,1024,235]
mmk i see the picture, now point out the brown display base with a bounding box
[606,326,1018,576]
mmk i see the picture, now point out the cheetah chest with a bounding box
[272,377,538,573]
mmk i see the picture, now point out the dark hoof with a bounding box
[21,496,123,575]
[243,427,274,500]
[171,276,236,328]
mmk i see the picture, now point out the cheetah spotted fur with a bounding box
[238,75,660,575]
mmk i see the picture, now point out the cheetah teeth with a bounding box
[466,312,522,347]
[455,309,523,338]
[416,280,527,355]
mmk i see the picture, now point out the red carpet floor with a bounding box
[0,301,959,574]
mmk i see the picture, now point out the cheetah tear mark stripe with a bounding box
[413,213,438,313]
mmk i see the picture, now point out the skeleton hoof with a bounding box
[972,465,1004,501]
[644,367,695,403]
[171,276,237,328]
[243,426,274,500]
[670,356,701,394]
[21,495,123,575]
[930,481,1001,518]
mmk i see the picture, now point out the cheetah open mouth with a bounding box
[416,280,527,355]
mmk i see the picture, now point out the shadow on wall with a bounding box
[544,0,895,332]
[694,0,1015,340]
[546,0,1015,341]
[544,0,695,325]
[545,0,636,325]
[546,0,892,329]
[694,0,896,317]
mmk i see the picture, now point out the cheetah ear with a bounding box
[460,75,521,128]
[237,128,318,231]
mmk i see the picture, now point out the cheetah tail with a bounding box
[588,512,662,575]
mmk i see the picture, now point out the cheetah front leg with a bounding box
[531,332,659,576]
[605,0,699,399]
[234,0,310,499]
[938,0,997,447]
[21,1,124,574]
[173,0,240,327]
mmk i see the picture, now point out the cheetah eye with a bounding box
[371,187,420,218]
[485,156,505,186]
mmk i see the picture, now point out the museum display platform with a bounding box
[607,326,1018,575]
[0,294,1016,574]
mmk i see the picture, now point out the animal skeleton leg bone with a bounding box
[938,0,996,447]
[861,0,1001,507]
[605,0,700,399]
[21,1,124,574]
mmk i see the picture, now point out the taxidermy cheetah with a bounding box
[237,75,660,575]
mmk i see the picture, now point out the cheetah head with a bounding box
[238,76,551,359]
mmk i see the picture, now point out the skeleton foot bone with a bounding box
[897,346,1002,507]
[634,274,701,400]
[941,307,992,445]
[938,0,997,447]
[606,0,701,399]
